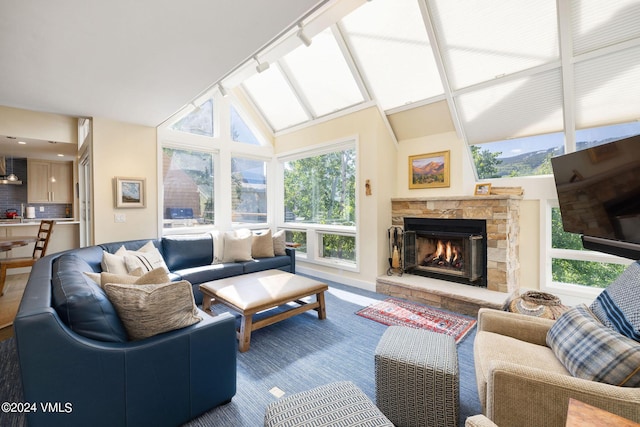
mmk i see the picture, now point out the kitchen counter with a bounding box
[0,219,80,260]
[0,218,79,226]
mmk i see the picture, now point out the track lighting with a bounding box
[218,84,228,97]
[255,56,270,73]
[296,23,312,47]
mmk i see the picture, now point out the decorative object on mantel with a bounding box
[114,177,146,208]
[408,150,450,189]
[356,297,476,344]
[387,226,404,276]
[474,183,491,196]
[489,186,524,196]
[508,290,568,319]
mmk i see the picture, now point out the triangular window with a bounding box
[231,104,261,145]
[171,99,214,137]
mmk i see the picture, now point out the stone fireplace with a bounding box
[376,195,521,315]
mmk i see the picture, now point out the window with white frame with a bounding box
[231,156,268,225]
[170,99,214,137]
[547,204,628,291]
[279,141,357,268]
[230,104,262,146]
[541,121,640,296]
[162,147,215,228]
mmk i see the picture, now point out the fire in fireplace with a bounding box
[423,238,465,270]
[403,217,487,287]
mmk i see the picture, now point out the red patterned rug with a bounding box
[356,298,477,344]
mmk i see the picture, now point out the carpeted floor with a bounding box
[0,275,482,427]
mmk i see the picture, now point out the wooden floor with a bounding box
[0,273,29,341]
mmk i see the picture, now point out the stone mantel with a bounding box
[389,195,521,294]
[391,195,523,202]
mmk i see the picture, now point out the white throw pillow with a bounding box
[222,230,253,262]
[210,230,224,264]
[124,247,169,273]
[101,246,129,274]
[101,241,169,275]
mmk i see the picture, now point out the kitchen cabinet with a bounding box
[27,160,73,203]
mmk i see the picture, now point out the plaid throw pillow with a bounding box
[547,304,640,387]
[590,261,640,342]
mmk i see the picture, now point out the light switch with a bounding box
[114,213,126,223]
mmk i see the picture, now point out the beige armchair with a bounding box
[466,415,498,427]
[473,308,640,427]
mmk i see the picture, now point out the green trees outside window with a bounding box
[283,149,356,226]
[551,207,626,288]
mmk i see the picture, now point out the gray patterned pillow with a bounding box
[547,304,640,387]
[590,261,640,342]
[104,280,201,341]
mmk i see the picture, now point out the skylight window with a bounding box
[572,0,640,56]
[430,0,559,90]
[242,64,309,131]
[457,69,563,144]
[281,27,364,117]
[340,0,443,110]
[574,45,640,129]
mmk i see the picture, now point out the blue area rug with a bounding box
[0,275,482,427]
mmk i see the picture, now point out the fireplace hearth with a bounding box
[404,217,487,287]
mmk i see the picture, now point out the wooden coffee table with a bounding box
[200,270,328,352]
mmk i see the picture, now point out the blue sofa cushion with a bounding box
[242,255,292,273]
[162,235,213,271]
[51,254,128,342]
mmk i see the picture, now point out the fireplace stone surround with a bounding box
[377,195,521,315]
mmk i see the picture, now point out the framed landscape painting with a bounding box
[408,151,450,189]
[114,177,146,208]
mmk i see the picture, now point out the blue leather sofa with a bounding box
[13,233,296,427]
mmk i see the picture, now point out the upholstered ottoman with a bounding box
[264,381,393,427]
[375,326,459,427]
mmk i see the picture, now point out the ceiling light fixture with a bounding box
[296,23,312,47]
[255,56,270,73]
[218,84,228,97]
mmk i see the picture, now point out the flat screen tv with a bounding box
[551,135,640,259]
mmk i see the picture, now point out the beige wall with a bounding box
[0,105,77,144]
[275,106,396,286]
[395,130,477,198]
[92,118,158,244]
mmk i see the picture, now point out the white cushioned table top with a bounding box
[200,270,327,310]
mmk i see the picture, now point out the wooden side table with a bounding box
[566,398,640,427]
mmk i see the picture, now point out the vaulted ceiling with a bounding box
[0,0,326,127]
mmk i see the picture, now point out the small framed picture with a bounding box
[474,183,492,196]
[114,177,146,208]
[408,150,450,189]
